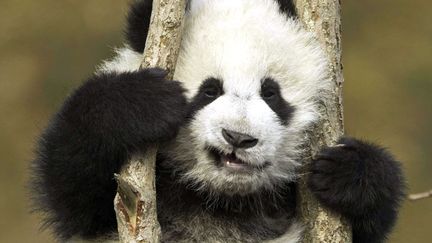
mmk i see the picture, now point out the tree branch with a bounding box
[295,0,352,242]
[114,1,187,242]
[409,189,432,201]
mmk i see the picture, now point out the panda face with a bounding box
[159,0,330,196]
[181,76,296,196]
[163,76,299,195]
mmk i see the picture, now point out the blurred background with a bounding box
[0,0,430,242]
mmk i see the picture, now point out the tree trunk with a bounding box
[294,0,352,242]
[114,0,187,242]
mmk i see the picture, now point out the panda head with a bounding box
[161,0,331,196]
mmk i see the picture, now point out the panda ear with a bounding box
[275,0,297,17]
[125,0,153,53]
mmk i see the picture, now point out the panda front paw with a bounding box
[60,68,188,150]
[308,137,405,242]
[308,137,364,214]
[123,68,188,143]
[308,137,404,215]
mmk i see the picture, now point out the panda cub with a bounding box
[31,0,405,242]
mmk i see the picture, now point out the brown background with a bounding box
[0,0,431,242]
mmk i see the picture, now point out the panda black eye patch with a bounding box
[260,78,295,125]
[187,77,224,119]
[202,78,223,98]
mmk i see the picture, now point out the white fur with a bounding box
[267,222,304,243]
[96,47,142,74]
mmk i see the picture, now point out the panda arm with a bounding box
[308,137,405,243]
[31,68,186,240]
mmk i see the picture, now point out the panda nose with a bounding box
[222,129,258,149]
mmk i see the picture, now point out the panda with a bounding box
[31,0,405,242]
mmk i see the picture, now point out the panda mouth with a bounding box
[207,147,268,172]
[220,153,249,169]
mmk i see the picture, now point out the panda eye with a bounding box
[262,90,276,99]
[261,78,280,100]
[201,77,223,99]
[204,87,221,98]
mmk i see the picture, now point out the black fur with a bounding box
[156,167,299,241]
[187,77,224,119]
[308,137,405,243]
[261,78,295,125]
[31,68,187,240]
[276,0,297,17]
[125,0,153,53]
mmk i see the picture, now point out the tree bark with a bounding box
[294,0,352,242]
[114,1,187,242]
